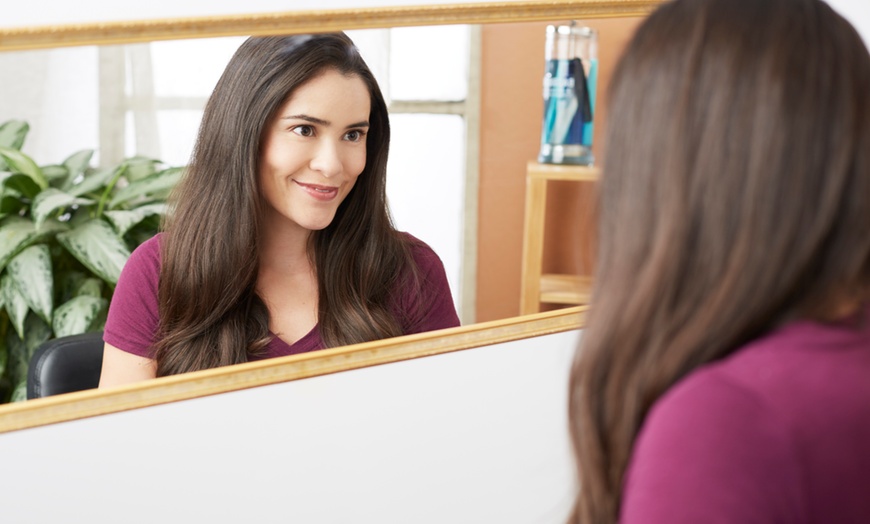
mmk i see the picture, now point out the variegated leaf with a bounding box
[0,121,28,177]
[7,244,53,324]
[52,295,107,338]
[4,329,24,385]
[0,120,28,150]
[24,313,52,353]
[104,203,167,236]
[66,165,120,197]
[41,165,69,187]
[0,218,38,272]
[0,194,21,219]
[0,146,47,190]
[9,380,26,403]
[32,188,94,229]
[6,314,51,401]
[109,167,183,208]
[0,171,13,188]
[57,269,87,303]
[34,218,68,236]
[1,274,29,339]
[124,156,161,182]
[75,277,103,298]
[0,327,7,377]
[0,218,66,273]
[61,149,94,189]
[1,172,41,199]
[56,219,131,284]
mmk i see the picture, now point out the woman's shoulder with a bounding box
[622,337,814,521]
[104,233,165,357]
[682,316,870,414]
[623,321,870,522]
[395,231,442,270]
[128,232,164,265]
[621,363,803,522]
[390,231,459,332]
[652,318,870,441]
[119,232,164,283]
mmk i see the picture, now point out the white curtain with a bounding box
[0,46,100,165]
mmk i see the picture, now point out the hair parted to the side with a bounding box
[568,0,870,521]
[155,33,418,376]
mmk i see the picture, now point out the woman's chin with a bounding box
[298,215,338,232]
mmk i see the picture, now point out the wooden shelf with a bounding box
[540,274,593,305]
[520,161,599,315]
[526,162,601,182]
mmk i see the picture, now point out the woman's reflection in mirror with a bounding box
[99,33,460,386]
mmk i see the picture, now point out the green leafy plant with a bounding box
[0,120,182,403]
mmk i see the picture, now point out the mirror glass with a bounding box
[0,25,471,320]
[0,10,653,408]
[0,2,645,409]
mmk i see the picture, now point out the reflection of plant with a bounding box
[0,120,181,403]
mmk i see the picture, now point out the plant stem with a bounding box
[95,164,127,218]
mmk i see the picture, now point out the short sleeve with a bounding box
[620,372,804,524]
[102,234,162,358]
[397,234,461,334]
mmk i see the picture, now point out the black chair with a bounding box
[27,332,104,399]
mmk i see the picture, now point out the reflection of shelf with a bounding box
[520,161,599,315]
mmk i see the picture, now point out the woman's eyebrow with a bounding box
[281,114,329,126]
[281,115,369,130]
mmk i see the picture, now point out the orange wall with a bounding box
[476,18,642,322]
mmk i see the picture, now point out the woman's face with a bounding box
[259,68,371,237]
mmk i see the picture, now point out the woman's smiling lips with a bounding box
[293,179,340,201]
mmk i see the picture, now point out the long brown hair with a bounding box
[155,33,416,375]
[569,0,870,521]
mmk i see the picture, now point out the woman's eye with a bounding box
[292,125,314,137]
[345,130,366,142]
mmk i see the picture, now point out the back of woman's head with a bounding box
[571,0,870,521]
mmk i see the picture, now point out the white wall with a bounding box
[0,329,580,523]
[0,47,99,165]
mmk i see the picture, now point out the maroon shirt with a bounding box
[621,310,870,523]
[104,232,460,360]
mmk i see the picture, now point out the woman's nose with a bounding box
[309,140,343,178]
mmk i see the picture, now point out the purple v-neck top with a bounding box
[620,309,870,523]
[103,232,460,360]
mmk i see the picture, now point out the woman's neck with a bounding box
[258,222,313,276]
[256,221,320,341]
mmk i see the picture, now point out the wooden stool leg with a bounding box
[520,175,547,315]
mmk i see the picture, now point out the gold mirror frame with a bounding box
[0,0,659,434]
[0,306,586,434]
[0,0,659,51]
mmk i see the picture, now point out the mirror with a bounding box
[0,27,474,323]
[0,0,651,415]
[0,12,649,324]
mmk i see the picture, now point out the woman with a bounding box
[569,0,870,522]
[99,33,460,385]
